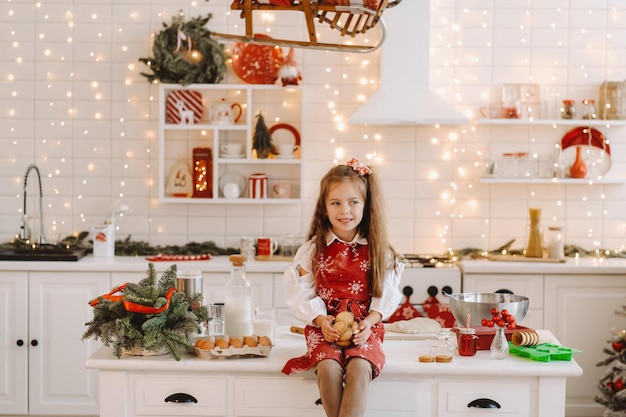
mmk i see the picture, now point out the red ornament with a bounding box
[612,339,625,353]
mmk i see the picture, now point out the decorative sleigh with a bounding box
[211,0,403,53]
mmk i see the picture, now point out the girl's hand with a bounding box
[352,321,371,345]
[353,311,382,346]
[317,315,339,343]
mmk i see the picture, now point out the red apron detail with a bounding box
[282,240,386,378]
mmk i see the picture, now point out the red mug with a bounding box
[257,237,277,256]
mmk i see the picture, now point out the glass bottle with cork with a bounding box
[224,254,253,337]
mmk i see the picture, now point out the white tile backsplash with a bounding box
[0,1,625,255]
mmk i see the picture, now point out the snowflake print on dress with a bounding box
[348,280,365,295]
[359,259,370,272]
[305,330,325,354]
[315,352,328,361]
[316,254,334,279]
[318,286,334,300]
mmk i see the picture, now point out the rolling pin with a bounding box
[290,326,304,334]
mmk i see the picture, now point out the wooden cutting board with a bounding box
[254,255,293,262]
[488,254,566,263]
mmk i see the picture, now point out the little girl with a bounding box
[282,158,403,417]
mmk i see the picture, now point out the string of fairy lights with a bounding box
[2,1,625,253]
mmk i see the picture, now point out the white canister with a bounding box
[93,223,115,257]
[248,173,268,199]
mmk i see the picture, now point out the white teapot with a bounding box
[211,98,242,125]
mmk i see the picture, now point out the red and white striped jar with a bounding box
[248,173,268,199]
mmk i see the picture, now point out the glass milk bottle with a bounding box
[224,254,253,337]
[547,227,565,259]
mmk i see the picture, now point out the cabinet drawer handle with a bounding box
[164,393,198,404]
[468,398,501,409]
[17,339,24,347]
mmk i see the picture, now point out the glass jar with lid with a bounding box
[560,100,576,119]
[580,99,597,120]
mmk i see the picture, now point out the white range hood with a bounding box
[350,1,468,125]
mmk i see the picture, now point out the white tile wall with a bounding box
[0,1,625,255]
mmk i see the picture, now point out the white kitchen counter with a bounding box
[0,255,289,273]
[85,327,582,378]
[85,328,582,417]
[3,254,626,275]
[459,256,626,274]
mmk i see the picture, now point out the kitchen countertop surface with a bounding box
[459,256,626,274]
[0,255,289,273]
[86,327,582,379]
[3,254,626,275]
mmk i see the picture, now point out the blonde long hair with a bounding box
[307,162,398,297]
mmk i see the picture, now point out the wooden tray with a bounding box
[488,254,566,263]
[255,255,293,262]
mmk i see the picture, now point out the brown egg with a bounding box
[258,335,272,346]
[215,337,230,349]
[244,336,259,347]
[230,337,244,348]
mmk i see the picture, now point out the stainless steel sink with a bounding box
[0,245,88,261]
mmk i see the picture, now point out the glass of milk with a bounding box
[253,308,277,345]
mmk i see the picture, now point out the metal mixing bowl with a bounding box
[446,293,529,327]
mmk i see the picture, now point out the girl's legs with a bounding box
[339,358,372,417]
[316,359,344,417]
[316,358,373,417]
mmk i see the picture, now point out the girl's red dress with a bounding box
[282,239,386,378]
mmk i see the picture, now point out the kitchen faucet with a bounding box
[20,164,45,246]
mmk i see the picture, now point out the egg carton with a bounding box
[194,344,271,359]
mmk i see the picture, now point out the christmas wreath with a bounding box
[138,12,227,86]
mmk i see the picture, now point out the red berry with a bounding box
[501,309,509,316]
[481,319,488,326]
[486,320,494,327]
[496,319,505,327]
[507,323,516,330]
[491,308,499,315]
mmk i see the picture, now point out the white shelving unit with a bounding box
[474,116,625,185]
[158,83,303,204]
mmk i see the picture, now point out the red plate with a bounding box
[269,123,301,146]
[232,34,284,84]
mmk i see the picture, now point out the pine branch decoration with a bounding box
[138,12,226,85]
[82,263,208,360]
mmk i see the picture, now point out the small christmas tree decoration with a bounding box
[138,12,227,86]
[82,264,208,360]
[280,48,302,86]
[594,302,626,415]
[252,112,275,159]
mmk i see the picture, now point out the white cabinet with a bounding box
[463,268,626,417]
[461,273,544,329]
[158,84,303,203]
[0,271,110,416]
[0,272,28,415]
[234,377,430,417]
[544,274,626,417]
